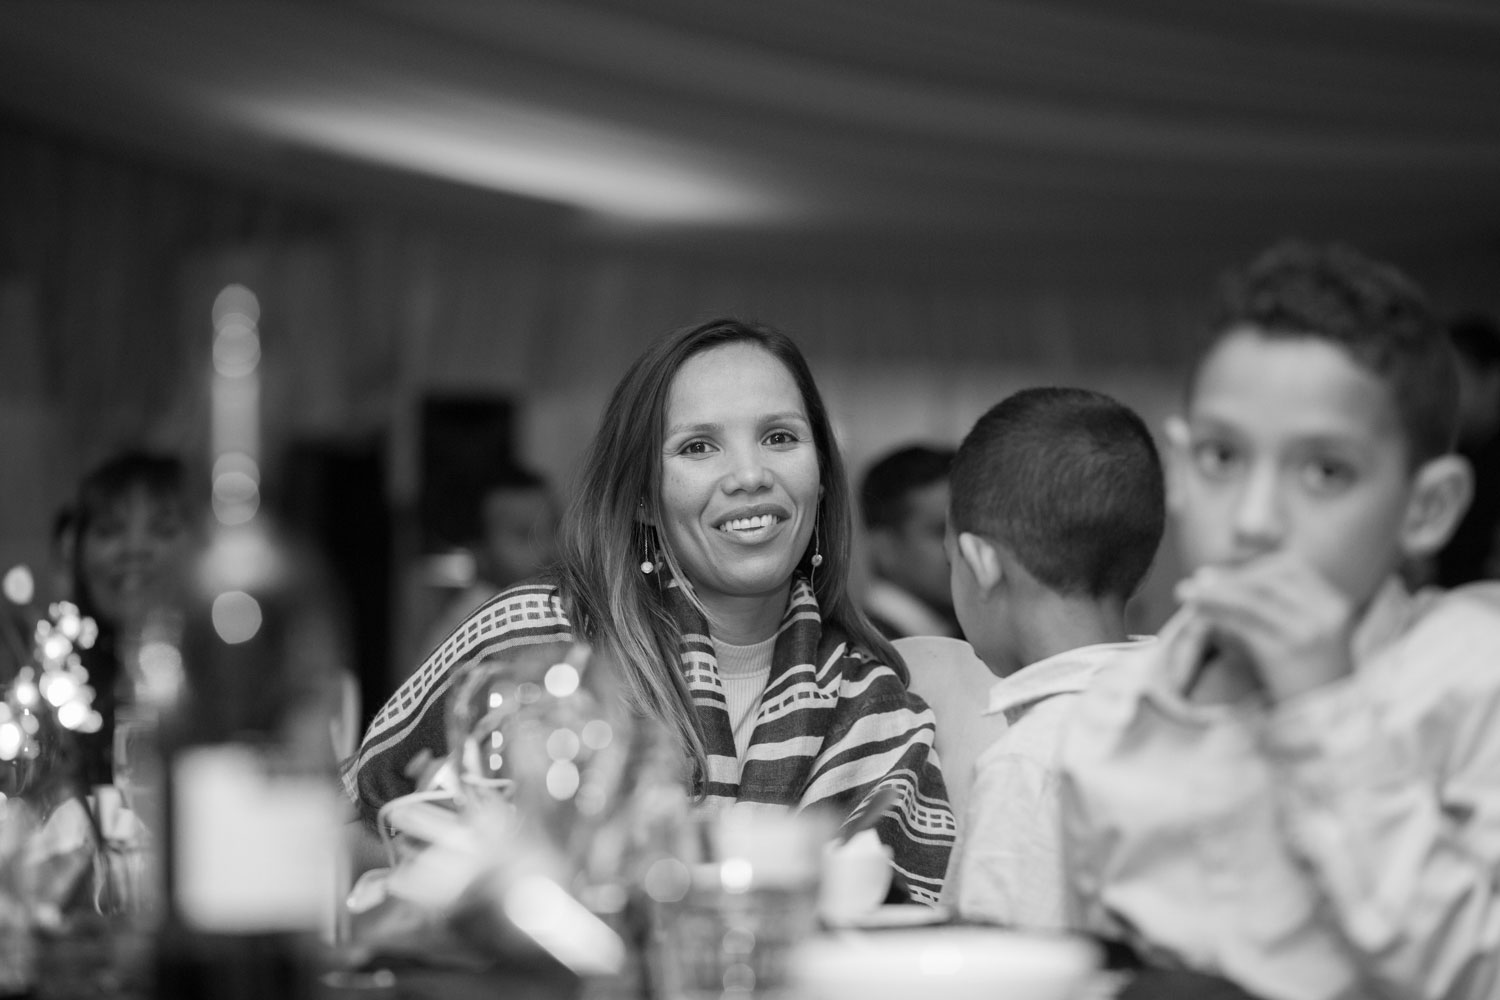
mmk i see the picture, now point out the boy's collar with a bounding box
[1351,575,1419,664]
[985,638,1150,717]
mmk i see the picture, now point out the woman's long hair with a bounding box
[555,318,903,788]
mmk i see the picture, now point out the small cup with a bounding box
[818,829,893,925]
[645,809,827,1000]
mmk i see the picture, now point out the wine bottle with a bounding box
[145,284,346,999]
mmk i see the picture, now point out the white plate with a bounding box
[793,925,1100,1000]
[849,903,952,928]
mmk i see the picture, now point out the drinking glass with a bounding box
[644,809,829,1000]
[444,642,637,866]
[106,710,160,917]
[112,710,159,832]
[443,642,667,987]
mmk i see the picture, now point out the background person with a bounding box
[859,444,962,639]
[67,450,193,787]
[1431,311,1500,586]
[419,464,559,654]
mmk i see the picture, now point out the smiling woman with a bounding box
[349,318,956,903]
[657,341,822,641]
[67,450,193,786]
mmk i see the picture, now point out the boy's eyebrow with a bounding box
[1188,415,1369,449]
[1290,432,1370,452]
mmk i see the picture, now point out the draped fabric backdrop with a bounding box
[2,121,1497,685]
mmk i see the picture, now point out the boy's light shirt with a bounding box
[944,637,1150,928]
[1059,578,1500,1000]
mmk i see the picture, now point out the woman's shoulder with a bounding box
[465,578,570,631]
[416,578,570,659]
[822,628,906,687]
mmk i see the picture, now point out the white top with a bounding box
[894,635,1008,828]
[713,634,775,761]
[944,639,1146,929]
[1059,580,1500,1000]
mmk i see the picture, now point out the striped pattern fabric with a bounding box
[349,576,956,904]
[667,576,955,904]
[349,582,577,814]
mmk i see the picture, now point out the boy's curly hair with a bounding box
[1210,240,1460,465]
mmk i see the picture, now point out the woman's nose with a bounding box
[725,448,772,492]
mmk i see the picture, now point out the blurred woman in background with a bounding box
[67,450,192,786]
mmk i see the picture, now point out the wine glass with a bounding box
[111,710,158,829]
[445,642,637,860]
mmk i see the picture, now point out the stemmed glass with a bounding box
[104,709,159,917]
[444,641,672,979]
[111,712,155,823]
[444,641,640,871]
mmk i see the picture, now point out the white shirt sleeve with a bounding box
[1264,664,1500,999]
[952,737,1069,930]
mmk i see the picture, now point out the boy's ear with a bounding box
[956,531,1003,597]
[1400,454,1474,559]
[1162,416,1191,515]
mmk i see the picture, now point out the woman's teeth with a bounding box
[721,514,778,533]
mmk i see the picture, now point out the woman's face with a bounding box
[657,342,822,617]
[78,484,189,628]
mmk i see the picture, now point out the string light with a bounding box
[0,578,104,770]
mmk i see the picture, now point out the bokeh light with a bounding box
[544,662,580,697]
[2,566,34,606]
[212,590,263,644]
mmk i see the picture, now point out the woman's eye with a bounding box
[764,429,799,446]
[679,440,714,456]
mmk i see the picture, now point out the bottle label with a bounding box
[172,745,341,933]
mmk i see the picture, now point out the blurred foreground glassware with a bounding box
[0,799,39,996]
[140,282,349,1000]
[111,712,153,822]
[445,642,642,875]
[642,808,830,1000]
[406,639,711,999]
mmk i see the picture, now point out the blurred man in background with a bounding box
[421,464,560,652]
[1433,312,1500,585]
[859,444,962,639]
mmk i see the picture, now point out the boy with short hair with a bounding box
[1058,241,1499,1000]
[941,386,1165,928]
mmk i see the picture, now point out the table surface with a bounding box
[28,920,1263,1000]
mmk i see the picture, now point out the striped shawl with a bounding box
[350,576,956,903]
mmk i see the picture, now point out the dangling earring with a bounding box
[809,523,823,571]
[639,527,658,575]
